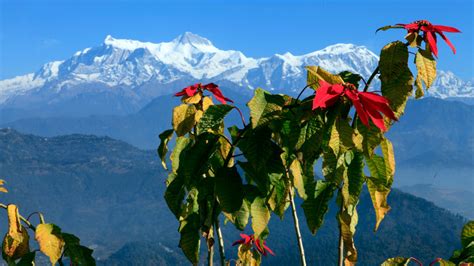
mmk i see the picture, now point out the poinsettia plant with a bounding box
[158,20,461,266]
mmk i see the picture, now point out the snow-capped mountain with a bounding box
[0,32,472,121]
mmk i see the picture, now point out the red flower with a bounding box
[232,234,275,256]
[397,20,460,57]
[174,83,234,104]
[312,80,397,132]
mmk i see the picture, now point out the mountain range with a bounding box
[0,32,473,123]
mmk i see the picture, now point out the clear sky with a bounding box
[0,0,472,80]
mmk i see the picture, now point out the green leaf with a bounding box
[267,177,289,218]
[297,114,325,177]
[250,197,271,237]
[343,152,365,206]
[247,88,289,128]
[62,233,95,266]
[461,221,474,248]
[215,166,244,213]
[339,71,363,88]
[301,180,336,234]
[16,251,35,266]
[164,174,185,219]
[376,24,405,32]
[381,257,412,266]
[356,120,382,157]
[379,41,414,118]
[35,223,65,265]
[196,104,234,135]
[306,66,344,89]
[223,199,250,231]
[170,137,192,174]
[172,104,197,136]
[236,128,285,193]
[366,154,392,231]
[178,213,200,264]
[178,134,220,187]
[157,129,174,170]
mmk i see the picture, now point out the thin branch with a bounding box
[338,231,344,266]
[215,219,226,266]
[296,83,317,101]
[233,106,247,127]
[410,257,423,266]
[337,188,345,266]
[288,188,307,266]
[26,211,45,224]
[362,66,380,93]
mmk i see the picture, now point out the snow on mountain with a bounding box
[0,32,472,119]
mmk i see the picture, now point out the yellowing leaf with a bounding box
[250,197,270,237]
[338,203,358,265]
[306,66,344,89]
[367,179,391,231]
[0,179,7,193]
[237,243,261,266]
[380,138,395,177]
[290,159,306,199]
[415,48,437,89]
[2,204,30,260]
[182,92,202,104]
[35,223,65,265]
[172,104,197,136]
[381,257,412,266]
[202,96,214,111]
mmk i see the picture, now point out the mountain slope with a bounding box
[1,33,472,122]
[0,129,468,265]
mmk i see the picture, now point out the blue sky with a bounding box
[0,0,472,80]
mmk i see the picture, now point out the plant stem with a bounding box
[208,243,214,266]
[337,188,345,266]
[0,203,36,231]
[289,188,307,266]
[208,226,214,266]
[215,219,226,266]
[338,231,344,266]
[362,66,380,93]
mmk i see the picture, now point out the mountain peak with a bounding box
[173,32,213,46]
[103,35,156,51]
[316,43,372,55]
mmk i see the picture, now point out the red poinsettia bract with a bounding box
[174,83,233,104]
[312,80,397,132]
[397,20,460,57]
[232,233,275,256]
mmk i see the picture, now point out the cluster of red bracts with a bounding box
[232,233,275,256]
[397,20,460,57]
[312,80,397,132]
[174,83,234,104]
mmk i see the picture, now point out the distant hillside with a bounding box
[4,96,473,198]
[0,129,467,265]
